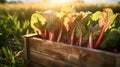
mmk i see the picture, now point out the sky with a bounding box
[7,0,120,3]
[84,0,120,3]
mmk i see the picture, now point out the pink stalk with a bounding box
[44,29,47,39]
[57,26,63,42]
[49,28,54,41]
[68,28,75,45]
[66,10,75,32]
[40,29,47,39]
[69,15,73,25]
[87,31,93,48]
[94,12,109,49]
[42,29,47,39]
[78,33,83,46]
[39,30,44,38]
[113,48,118,53]
[67,11,75,45]
[94,25,107,49]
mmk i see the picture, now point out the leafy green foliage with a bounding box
[91,11,102,21]
[0,14,31,66]
[31,8,120,53]
[0,0,6,4]
[0,47,23,67]
[100,29,120,49]
[0,14,30,46]
[94,8,119,49]
[1,3,120,66]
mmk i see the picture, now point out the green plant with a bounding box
[0,0,6,4]
[0,47,23,67]
[0,13,30,47]
[31,8,120,53]
[0,14,31,66]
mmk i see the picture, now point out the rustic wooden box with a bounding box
[23,34,120,67]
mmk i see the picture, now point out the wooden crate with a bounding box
[23,34,120,67]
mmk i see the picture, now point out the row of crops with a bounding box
[31,8,120,53]
[0,14,32,66]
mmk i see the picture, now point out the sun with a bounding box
[84,0,92,3]
[50,0,72,5]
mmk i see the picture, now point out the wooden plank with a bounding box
[30,50,80,67]
[116,56,120,67]
[28,37,120,67]
[29,38,81,66]
[23,34,38,67]
[29,62,46,67]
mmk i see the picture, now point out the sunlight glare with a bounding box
[50,0,72,5]
[84,0,108,3]
[84,0,93,3]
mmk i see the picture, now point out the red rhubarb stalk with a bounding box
[113,48,118,53]
[94,25,107,48]
[39,29,44,39]
[57,26,63,42]
[78,33,83,46]
[49,28,54,41]
[68,28,75,45]
[44,29,47,39]
[87,31,93,48]
[94,11,110,49]
[40,29,47,39]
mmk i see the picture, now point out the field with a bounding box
[0,2,120,66]
[0,3,120,20]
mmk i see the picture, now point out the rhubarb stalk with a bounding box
[40,29,47,39]
[57,26,63,42]
[78,33,83,46]
[94,25,107,48]
[94,13,108,49]
[87,31,93,48]
[49,28,54,41]
[68,28,75,45]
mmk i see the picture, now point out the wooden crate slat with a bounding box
[23,34,120,67]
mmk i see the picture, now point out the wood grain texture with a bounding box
[23,34,120,67]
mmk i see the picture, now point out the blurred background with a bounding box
[1,0,120,20]
[7,0,120,3]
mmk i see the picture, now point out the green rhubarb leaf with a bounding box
[68,13,87,38]
[104,8,114,18]
[82,13,92,28]
[114,14,120,28]
[91,11,102,21]
[40,10,60,32]
[31,12,46,34]
[67,12,92,44]
[109,13,119,26]
[118,27,120,33]
[82,32,89,46]
[100,29,120,49]
[75,23,86,38]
